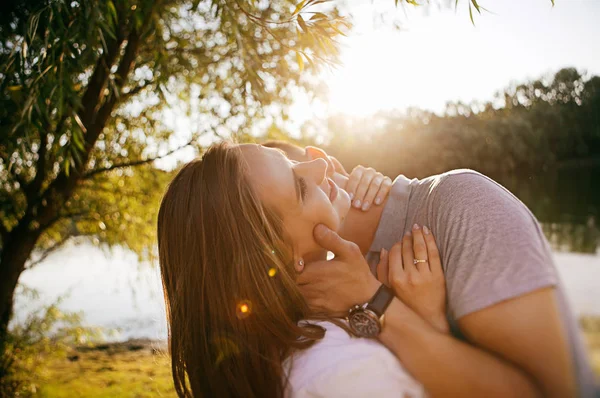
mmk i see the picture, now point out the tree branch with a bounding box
[25,235,72,269]
[83,138,194,179]
[39,210,91,230]
[33,3,157,237]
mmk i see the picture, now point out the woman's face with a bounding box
[239,144,351,258]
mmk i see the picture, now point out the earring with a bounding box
[298,259,305,267]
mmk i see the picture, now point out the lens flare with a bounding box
[236,300,252,319]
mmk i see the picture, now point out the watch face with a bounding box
[348,309,381,338]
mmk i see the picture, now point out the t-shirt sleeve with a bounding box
[431,171,559,320]
[292,352,426,398]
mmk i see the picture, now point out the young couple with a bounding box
[157,140,596,398]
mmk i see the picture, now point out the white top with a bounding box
[284,321,426,398]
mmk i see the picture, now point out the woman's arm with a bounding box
[298,225,542,398]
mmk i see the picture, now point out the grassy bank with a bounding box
[34,319,600,397]
[582,316,600,379]
[36,339,175,397]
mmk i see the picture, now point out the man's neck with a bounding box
[339,198,387,255]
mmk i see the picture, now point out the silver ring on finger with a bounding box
[413,259,427,265]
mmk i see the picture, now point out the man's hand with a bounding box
[297,224,381,316]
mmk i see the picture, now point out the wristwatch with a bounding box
[347,284,394,338]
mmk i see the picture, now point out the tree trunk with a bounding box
[0,224,41,378]
[0,4,150,379]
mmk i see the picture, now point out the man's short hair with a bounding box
[262,140,309,162]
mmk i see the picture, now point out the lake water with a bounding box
[13,242,600,342]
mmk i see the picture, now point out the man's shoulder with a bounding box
[420,169,501,192]
[420,169,524,214]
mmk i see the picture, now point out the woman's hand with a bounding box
[345,165,393,211]
[377,224,449,334]
[297,224,381,317]
[304,147,392,211]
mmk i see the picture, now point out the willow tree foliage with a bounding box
[0,0,350,365]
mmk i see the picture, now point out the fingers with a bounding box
[376,248,390,287]
[411,224,430,272]
[374,176,393,206]
[313,224,360,259]
[388,241,405,288]
[344,166,362,201]
[423,225,443,277]
[401,232,416,277]
[361,173,384,211]
[329,156,349,177]
[351,167,376,209]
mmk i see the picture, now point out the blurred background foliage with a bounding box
[0,0,350,384]
[304,67,600,253]
[0,285,103,396]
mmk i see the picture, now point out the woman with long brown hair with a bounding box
[157,141,355,397]
[157,141,576,398]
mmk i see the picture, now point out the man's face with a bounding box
[281,145,350,190]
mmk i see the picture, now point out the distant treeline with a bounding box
[317,67,600,252]
[322,67,599,183]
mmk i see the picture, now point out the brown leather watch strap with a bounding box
[366,284,394,318]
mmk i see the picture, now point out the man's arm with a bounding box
[299,225,542,398]
[431,171,578,398]
[458,287,576,398]
[379,297,542,398]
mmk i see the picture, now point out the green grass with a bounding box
[32,319,600,397]
[581,316,600,381]
[36,340,176,398]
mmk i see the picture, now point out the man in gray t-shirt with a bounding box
[267,140,597,397]
[365,169,596,398]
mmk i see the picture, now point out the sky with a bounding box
[289,0,600,122]
[157,0,600,166]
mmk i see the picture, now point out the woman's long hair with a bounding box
[157,142,324,397]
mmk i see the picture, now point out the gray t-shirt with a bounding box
[365,169,597,398]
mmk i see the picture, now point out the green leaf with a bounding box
[310,12,327,21]
[64,157,70,177]
[107,0,118,26]
[293,1,307,16]
[296,52,304,72]
[471,0,481,14]
[297,14,307,32]
[469,3,475,25]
